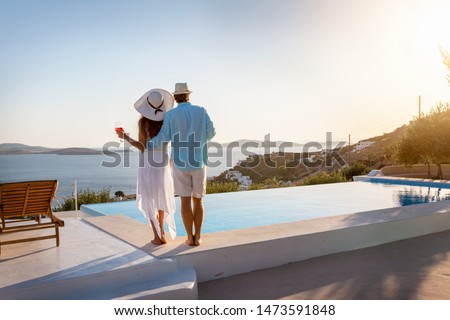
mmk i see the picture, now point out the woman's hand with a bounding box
[115,129,125,139]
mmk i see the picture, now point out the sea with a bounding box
[0,146,305,202]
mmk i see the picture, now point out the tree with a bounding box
[427,102,450,178]
[395,117,432,177]
[396,103,450,179]
[440,47,450,86]
[115,190,125,198]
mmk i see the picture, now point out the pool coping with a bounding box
[353,174,450,188]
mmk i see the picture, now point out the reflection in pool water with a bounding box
[396,187,450,206]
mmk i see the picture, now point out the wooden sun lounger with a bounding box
[0,180,64,254]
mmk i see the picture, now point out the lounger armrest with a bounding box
[53,215,65,227]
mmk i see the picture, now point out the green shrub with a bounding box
[296,171,348,186]
[248,178,284,190]
[341,163,371,180]
[53,186,113,211]
[206,181,240,194]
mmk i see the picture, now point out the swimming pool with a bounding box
[81,180,450,237]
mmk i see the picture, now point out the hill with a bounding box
[341,124,409,167]
[214,123,410,183]
[44,148,103,155]
[0,143,55,154]
[218,139,303,147]
[0,144,102,155]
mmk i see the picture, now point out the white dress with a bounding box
[136,143,176,240]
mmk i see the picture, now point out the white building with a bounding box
[355,141,374,151]
[225,170,252,187]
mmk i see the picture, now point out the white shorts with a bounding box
[173,166,207,198]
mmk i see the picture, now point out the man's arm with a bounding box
[205,110,216,141]
[147,115,171,149]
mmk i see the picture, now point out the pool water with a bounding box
[81,181,450,236]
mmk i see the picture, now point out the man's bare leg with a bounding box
[193,197,204,246]
[181,196,195,246]
[158,210,167,244]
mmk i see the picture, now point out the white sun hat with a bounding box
[134,88,174,121]
[173,82,192,95]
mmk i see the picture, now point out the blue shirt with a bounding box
[147,102,216,171]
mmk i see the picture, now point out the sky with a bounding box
[1,0,450,148]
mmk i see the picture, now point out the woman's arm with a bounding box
[126,133,145,152]
[136,128,147,152]
[116,129,145,152]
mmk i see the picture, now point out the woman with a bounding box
[116,89,176,245]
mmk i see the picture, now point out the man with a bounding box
[147,83,215,246]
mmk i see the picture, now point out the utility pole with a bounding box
[418,95,421,118]
[348,134,351,158]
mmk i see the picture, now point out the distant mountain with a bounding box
[44,148,103,155]
[0,143,56,154]
[0,143,101,155]
[217,139,303,147]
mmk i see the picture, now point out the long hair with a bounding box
[138,116,163,140]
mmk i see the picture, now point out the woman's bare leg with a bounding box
[150,220,162,245]
[158,210,167,244]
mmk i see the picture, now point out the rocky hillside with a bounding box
[215,123,410,183]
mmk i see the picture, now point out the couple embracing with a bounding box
[116,83,215,246]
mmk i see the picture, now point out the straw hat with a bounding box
[173,82,192,95]
[134,88,174,121]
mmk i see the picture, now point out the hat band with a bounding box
[147,97,164,115]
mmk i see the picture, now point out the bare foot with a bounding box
[151,238,162,245]
[194,235,202,246]
[160,234,167,244]
[185,235,195,246]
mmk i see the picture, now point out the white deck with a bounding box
[0,216,197,299]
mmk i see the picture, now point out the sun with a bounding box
[414,1,450,53]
